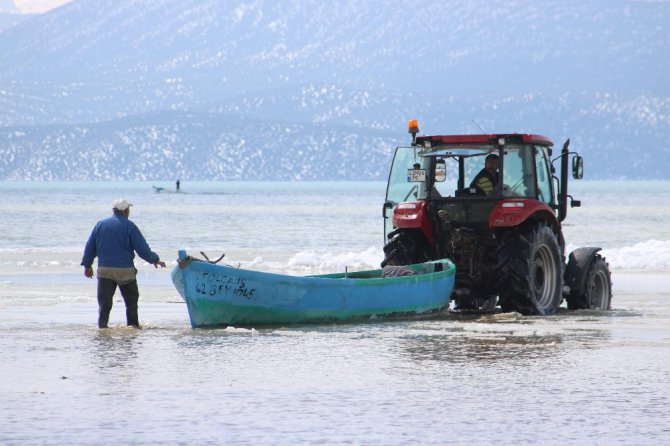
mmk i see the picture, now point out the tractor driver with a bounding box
[470,153,499,195]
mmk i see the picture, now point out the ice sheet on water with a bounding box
[277,240,670,273]
[285,246,383,272]
[2,240,669,273]
[569,239,670,270]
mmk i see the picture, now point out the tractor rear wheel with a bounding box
[497,223,563,315]
[566,255,612,310]
[381,229,432,267]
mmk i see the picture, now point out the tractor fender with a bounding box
[391,200,434,243]
[490,200,563,247]
[564,247,602,296]
[489,199,558,230]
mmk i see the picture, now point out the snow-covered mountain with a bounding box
[0,12,33,32]
[0,0,668,180]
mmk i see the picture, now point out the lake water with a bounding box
[1,180,669,445]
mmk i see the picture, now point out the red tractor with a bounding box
[382,120,612,315]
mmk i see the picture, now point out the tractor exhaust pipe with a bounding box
[558,139,570,222]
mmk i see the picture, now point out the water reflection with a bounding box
[173,326,258,349]
[90,328,141,372]
[401,333,566,364]
[396,311,612,364]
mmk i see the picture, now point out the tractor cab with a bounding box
[383,121,583,242]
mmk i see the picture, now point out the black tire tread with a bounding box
[381,229,431,268]
[566,255,612,310]
[496,223,563,315]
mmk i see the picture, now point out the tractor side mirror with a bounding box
[434,159,447,182]
[572,155,584,179]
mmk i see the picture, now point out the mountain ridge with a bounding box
[0,0,668,180]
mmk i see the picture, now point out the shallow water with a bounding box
[1,181,669,444]
[2,283,670,445]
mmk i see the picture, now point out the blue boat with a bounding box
[172,250,456,328]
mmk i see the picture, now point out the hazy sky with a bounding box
[14,0,71,13]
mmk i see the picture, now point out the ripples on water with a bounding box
[2,295,670,445]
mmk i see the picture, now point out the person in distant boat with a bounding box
[176,179,181,192]
[470,153,499,195]
[81,198,166,328]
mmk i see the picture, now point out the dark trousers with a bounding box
[97,277,140,328]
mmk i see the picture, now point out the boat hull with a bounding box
[172,251,456,328]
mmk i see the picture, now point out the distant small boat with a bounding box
[171,250,456,328]
[153,185,183,193]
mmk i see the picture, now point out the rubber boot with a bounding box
[126,306,140,328]
[97,278,116,328]
[120,280,140,328]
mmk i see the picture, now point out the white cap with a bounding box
[112,198,133,211]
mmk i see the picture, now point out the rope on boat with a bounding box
[200,251,226,264]
[177,256,194,269]
[177,252,232,269]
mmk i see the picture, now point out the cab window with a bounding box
[503,146,536,198]
[535,145,553,205]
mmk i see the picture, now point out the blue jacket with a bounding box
[81,213,160,268]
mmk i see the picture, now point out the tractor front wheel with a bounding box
[566,255,612,310]
[497,223,563,315]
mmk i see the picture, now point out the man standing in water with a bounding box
[81,198,166,328]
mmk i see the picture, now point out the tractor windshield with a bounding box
[386,143,547,202]
[426,145,497,198]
